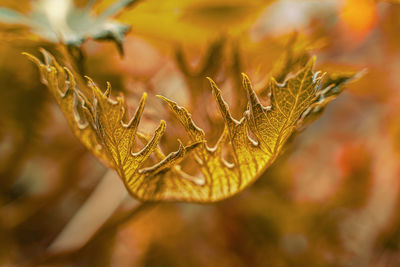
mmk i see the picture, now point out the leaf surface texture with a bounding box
[26,50,350,202]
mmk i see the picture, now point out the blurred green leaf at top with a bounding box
[0,0,138,53]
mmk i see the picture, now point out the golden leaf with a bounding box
[25,50,350,203]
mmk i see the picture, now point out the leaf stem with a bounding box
[30,202,155,266]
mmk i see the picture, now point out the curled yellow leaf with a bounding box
[25,50,351,203]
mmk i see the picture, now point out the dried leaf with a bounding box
[23,50,111,166]
[26,51,352,203]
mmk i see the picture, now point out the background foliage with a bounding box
[1,0,400,266]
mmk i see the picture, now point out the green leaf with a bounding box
[0,0,134,52]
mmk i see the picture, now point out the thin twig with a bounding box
[29,202,155,266]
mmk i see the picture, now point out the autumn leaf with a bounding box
[25,50,353,203]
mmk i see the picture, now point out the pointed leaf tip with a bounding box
[84,76,103,97]
[159,119,167,130]
[156,94,178,109]
[140,92,148,103]
[104,82,112,97]
[206,77,217,88]
[84,75,94,84]
[207,77,221,97]
[241,72,250,80]
[22,52,41,66]
[156,94,170,102]
[241,73,252,89]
